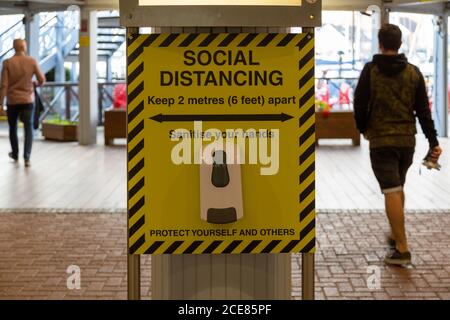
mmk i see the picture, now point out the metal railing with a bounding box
[316,77,358,111]
[39,12,79,73]
[38,81,126,126]
[316,75,434,112]
[0,19,24,61]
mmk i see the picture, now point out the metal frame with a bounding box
[120,0,321,27]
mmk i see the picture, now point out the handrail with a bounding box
[0,48,14,61]
[41,81,126,88]
[38,81,126,125]
[39,14,57,29]
[0,19,22,38]
[0,19,24,59]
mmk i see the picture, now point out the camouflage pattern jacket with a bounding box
[354,54,438,149]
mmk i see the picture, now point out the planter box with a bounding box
[315,111,360,146]
[104,109,126,145]
[42,123,78,142]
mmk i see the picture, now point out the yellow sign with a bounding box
[127,33,315,255]
[79,36,90,47]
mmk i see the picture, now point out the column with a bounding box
[381,6,390,25]
[371,8,381,56]
[433,14,449,137]
[24,13,40,60]
[106,57,113,82]
[71,62,78,82]
[78,8,98,145]
[55,12,66,83]
[55,12,66,117]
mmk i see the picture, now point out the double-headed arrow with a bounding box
[150,113,294,123]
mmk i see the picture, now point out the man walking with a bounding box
[354,24,442,266]
[0,39,45,167]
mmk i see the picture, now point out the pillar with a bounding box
[55,12,66,83]
[381,4,390,25]
[371,8,381,56]
[106,57,113,82]
[71,62,78,82]
[432,14,449,137]
[78,8,98,145]
[55,12,67,116]
[24,13,40,60]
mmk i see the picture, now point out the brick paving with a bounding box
[0,211,449,300]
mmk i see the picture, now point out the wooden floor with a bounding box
[0,124,449,210]
[317,137,450,211]
[0,126,127,209]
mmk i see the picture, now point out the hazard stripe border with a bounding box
[127,33,315,255]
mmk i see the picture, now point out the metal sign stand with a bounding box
[126,26,316,301]
[123,2,320,301]
[302,253,315,300]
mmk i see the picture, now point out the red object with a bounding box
[80,19,88,32]
[113,84,127,109]
[339,83,351,105]
[316,80,330,106]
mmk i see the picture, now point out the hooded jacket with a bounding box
[354,54,438,149]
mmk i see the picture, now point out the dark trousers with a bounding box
[7,104,34,161]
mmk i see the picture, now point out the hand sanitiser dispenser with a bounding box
[200,145,244,224]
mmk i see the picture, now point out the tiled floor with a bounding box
[1,211,449,300]
[0,124,449,300]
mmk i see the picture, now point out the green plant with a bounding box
[43,118,77,126]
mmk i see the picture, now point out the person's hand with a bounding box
[430,146,443,163]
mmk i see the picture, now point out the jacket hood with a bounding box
[372,54,408,77]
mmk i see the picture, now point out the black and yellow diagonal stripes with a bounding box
[135,239,312,255]
[298,32,316,253]
[127,34,147,255]
[126,33,307,62]
[127,33,316,255]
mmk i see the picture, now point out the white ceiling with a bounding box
[0,0,448,14]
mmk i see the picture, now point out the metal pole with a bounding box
[128,254,141,300]
[381,6,390,25]
[98,84,103,126]
[65,85,71,121]
[432,14,449,137]
[302,253,315,300]
[127,26,141,301]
